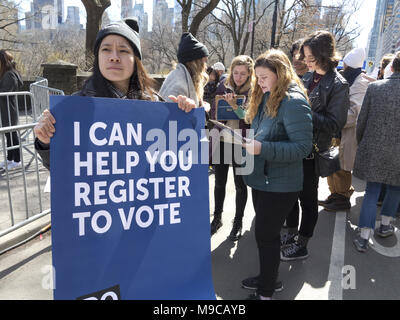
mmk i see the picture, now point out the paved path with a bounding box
[1,170,399,300]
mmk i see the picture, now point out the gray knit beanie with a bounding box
[94,18,142,60]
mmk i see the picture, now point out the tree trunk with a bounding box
[270,0,278,48]
[189,0,220,36]
[81,0,111,59]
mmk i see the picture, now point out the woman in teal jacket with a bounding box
[241,49,313,300]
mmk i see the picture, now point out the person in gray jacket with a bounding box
[240,49,313,300]
[0,50,23,171]
[159,32,210,110]
[352,51,400,252]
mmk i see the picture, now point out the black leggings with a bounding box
[5,131,20,163]
[252,188,299,297]
[286,158,319,239]
[213,142,247,220]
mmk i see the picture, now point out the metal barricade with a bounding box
[0,80,64,238]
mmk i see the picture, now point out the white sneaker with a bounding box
[6,161,22,170]
[0,160,13,169]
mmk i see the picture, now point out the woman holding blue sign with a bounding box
[241,49,313,300]
[208,55,255,241]
[34,18,198,166]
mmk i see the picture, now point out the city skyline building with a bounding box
[121,0,133,18]
[65,5,80,26]
[368,0,400,70]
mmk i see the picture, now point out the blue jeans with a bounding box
[359,182,400,229]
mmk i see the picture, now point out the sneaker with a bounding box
[353,236,369,253]
[241,276,283,292]
[323,194,351,212]
[246,293,273,300]
[0,160,12,168]
[280,243,308,261]
[6,161,22,171]
[376,224,395,238]
[280,232,298,248]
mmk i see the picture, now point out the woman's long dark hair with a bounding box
[0,50,17,79]
[86,46,157,100]
[299,31,341,72]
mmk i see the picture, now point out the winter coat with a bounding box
[159,63,200,106]
[242,84,313,192]
[339,73,375,171]
[0,70,23,127]
[302,69,349,153]
[353,72,400,186]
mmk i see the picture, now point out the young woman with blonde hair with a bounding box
[240,49,313,300]
[209,55,255,241]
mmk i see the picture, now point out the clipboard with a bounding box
[215,95,246,121]
[208,119,247,144]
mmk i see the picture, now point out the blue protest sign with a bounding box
[50,96,215,300]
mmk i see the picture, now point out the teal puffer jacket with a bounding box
[243,84,313,192]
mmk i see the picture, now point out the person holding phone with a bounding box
[209,55,255,241]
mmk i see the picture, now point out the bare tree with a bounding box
[81,0,111,58]
[0,1,34,48]
[176,0,221,36]
[210,0,274,57]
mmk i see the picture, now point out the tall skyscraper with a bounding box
[121,0,133,18]
[29,0,64,29]
[132,0,148,33]
[66,6,80,26]
[153,0,173,28]
[367,0,400,72]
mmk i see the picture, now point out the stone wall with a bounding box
[41,61,78,95]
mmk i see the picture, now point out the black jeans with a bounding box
[252,188,299,297]
[5,131,20,163]
[286,158,319,239]
[213,142,247,221]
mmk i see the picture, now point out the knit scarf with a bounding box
[343,67,362,87]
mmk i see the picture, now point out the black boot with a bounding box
[323,194,351,212]
[211,214,222,235]
[227,218,242,241]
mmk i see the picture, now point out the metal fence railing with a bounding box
[0,79,64,238]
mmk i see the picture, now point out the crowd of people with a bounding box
[25,17,400,300]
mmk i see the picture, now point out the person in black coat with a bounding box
[34,18,197,169]
[0,50,24,170]
[281,31,349,261]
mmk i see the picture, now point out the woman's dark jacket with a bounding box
[0,70,24,127]
[302,69,349,152]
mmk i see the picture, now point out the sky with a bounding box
[17,0,377,49]
[322,0,378,49]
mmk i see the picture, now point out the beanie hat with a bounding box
[343,48,365,69]
[94,18,142,60]
[177,32,209,64]
[212,62,225,71]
